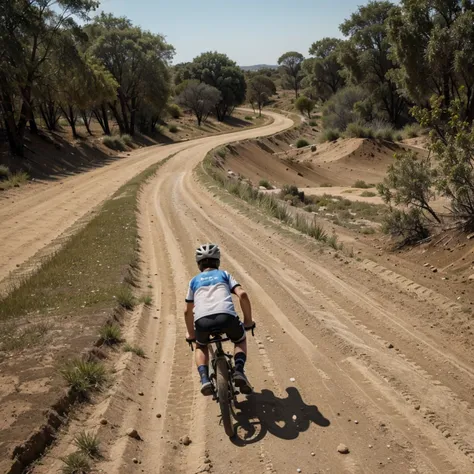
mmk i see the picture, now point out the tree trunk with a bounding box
[61,104,78,139]
[117,89,130,134]
[109,102,126,135]
[1,94,24,157]
[29,116,38,134]
[81,110,93,135]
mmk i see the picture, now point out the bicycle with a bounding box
[187,323,256,438]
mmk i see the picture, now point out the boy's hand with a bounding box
[186,331,195,341]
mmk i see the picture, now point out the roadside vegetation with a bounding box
[204,152,343,250]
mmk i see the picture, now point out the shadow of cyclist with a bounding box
[231,386,330,446]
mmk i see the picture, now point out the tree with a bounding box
[246,76,275,116]
[388,0,474,123]
[413,95,474,229]
[188,52,246,121]
[339,1,406,126]
[295,96,315,119]
[0,0,98,156]
[304,38,345,101]
[87,14,174,136]
[378,151,440,223]
[278,52,305,98]
[177,81,221,126]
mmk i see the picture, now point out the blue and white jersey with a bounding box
[185,269,240,322]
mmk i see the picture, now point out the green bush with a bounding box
[382,208,429,244]
[99,323,121,345]
[168,124,178,133]
[309,120,317,127]
[345,122,374,139]
[60,359,107,395]
[281,184,300,197]
[375,128,395,142]
[403,123,421,139]
[353,180,370,189]
[320,129,340,143]
[168,103,182,119]
[61,452,91,474]
[259,179,272,189]
[0,165,10,180]
[245,115,254,120]
[360,191,376,197]
[103,136,127,151]
[121,134,133,147]
[296,138,310,148]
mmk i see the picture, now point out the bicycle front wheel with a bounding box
[216,358,235,438]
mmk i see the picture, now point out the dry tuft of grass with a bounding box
[140,294,153,306]
[74,431,101,458]
[59,359,107,395]
[123,343,145,357]
[61,452,91,474]
[98,323,121,346]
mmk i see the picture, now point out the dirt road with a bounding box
[8,112,474,473]
[94,119,474,473]
[0,113,279,290]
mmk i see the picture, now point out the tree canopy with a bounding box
[278,51,305,98]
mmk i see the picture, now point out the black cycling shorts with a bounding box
[194,313,245,346]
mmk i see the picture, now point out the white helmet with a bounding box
[195,243,221,263]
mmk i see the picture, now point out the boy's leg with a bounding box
[196,344,213,396]
[233,339,252,394]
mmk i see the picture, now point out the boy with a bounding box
[184,243,255,396]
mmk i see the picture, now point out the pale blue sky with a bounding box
[95,0,380,65]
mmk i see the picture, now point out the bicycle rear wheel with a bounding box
[216,357,235,437]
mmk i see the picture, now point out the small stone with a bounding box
[156,413,162,418]
[368,444,373,449]
[386,343,394,349]
[432,268,438,273]
[181,435,192,446]
[354,420,359,424]
[100,418,108,425]
[138,391,144,396]
[290,377,296,382]
[414,405,421,411]
[126,428,140,439]
[311,452,315,456]
[132,458,138,464]
[337,444,349,454]
[297,469,302,473]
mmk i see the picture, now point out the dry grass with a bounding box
[98,323,121,346]
[74,431,101,458]
[59,359,107,395]
[0,170,29,190]
[61,452,91,474]
[123,343,145,357]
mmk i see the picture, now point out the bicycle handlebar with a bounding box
[186,323,256,350]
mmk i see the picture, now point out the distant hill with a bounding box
[240,64,278,71]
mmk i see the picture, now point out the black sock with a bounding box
[198,365,209,382]
[235,353,246,372]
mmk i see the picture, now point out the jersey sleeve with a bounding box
[185,280,194,303]
[225,272,241,292]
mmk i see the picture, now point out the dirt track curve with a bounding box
[5,112,474,473]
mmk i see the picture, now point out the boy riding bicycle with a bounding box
[184,243,255,396]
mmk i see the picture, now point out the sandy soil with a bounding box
[4,112,474,473]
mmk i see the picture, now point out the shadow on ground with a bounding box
[231,387,330,446]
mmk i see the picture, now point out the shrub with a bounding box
[61,452,91,474]
[322,86,369,130]
[121,134,133,147]
[345,122,374,139]
[123,344,145,357]
[310,145,317,152]
[0,165,10,180]
[168,103,182,119]
[140,294,153,305]
[360,191,376,197]
[245,115,254,120]
[320,129,340,143]
[99,323,121,346]
[281,184,300,197]
[8,171,29,187]
[103,136,126,151]
[375,128,395,142]
[74,431,101,458]
[168,124,178,133]
[115,287,135,310]
[296,138,310,148]
[216,148,227,158]
[295,96,315,118]
[60,359,107,395]
[382,208,429,244]
[352,180,370,189]
[259,179,272,189]
[309,120,317,127]
[403,123,421,139]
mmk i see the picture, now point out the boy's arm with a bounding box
[184,302,195,339]
[233,286,254,327]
